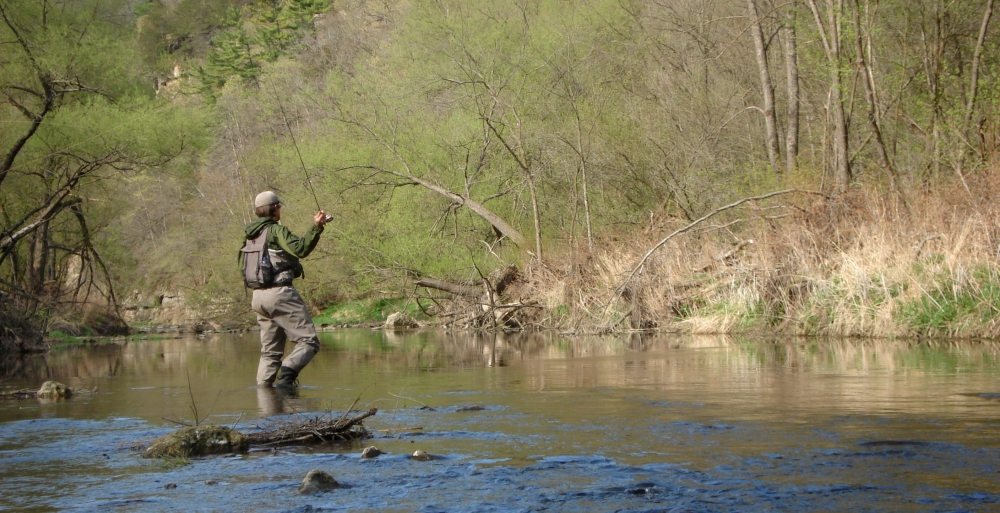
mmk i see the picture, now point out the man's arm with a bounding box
[272,223,324,258]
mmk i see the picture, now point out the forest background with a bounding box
[3,0,1000,352]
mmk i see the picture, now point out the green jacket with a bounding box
[241,217,323,285]
[244,217,324,258]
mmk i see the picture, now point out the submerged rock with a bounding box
[410,450,434,461]
[36,381,72,399]
[298,469,339,494]
[142,425,249,458]
[361,446,382,459]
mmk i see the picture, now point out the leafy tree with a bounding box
[0,0,206,344]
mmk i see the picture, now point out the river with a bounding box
[1,330,998,512]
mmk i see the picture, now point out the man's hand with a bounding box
[314,210,327,227]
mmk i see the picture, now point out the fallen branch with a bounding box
[0,388,37,400]
[416,277,480,297]
[247,408,377,447]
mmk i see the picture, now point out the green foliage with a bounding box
[8,0,998,339]
[0,0,212,340]
[195,0,331,98]
[897,266,1000,337]
[137,0,236,73]
[314,297,431,326]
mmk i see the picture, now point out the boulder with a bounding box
[410,450,434,461]
[384,312,418,330]
[298,470,339,494]
[36,381,72,399]
[360,446,382,459]
[142,425,249,458]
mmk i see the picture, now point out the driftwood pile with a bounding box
[247,407,378,447]
[415,264,540,330]
[140,407,378,458]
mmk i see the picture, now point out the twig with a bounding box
[186,370,199,425]
[336,396,361,424]
[202,390,222,425]
[231,412,244,430]
[162,417,192,427]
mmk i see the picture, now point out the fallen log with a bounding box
[415,278,480,297]
[0,388,38,400]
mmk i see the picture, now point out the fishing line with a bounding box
[267,82,325,215]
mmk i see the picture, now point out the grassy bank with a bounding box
[509,187,1000,338]
[307,187,1000,339]
[313,298,431,327]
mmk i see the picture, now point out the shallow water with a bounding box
[1,331,999,512]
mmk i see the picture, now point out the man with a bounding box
[242,191,327,388]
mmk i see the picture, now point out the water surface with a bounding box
[1,331,998,511]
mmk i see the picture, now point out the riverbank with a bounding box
[7,187,1000,348]
[525,188,1000,339]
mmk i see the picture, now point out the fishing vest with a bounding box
[266,244,303,286]
[241,225,303,289]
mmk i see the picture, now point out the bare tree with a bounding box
[336,113,527,248]
[850,0,896,192]
[807,0,851,192]
[782,1,800,173]
[957,0,995,175]
[747,0,781,173]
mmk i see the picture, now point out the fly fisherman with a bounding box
[241,191,327,388]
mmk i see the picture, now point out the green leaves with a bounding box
[196,0,332,98]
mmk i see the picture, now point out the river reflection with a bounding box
[1,331,998,512]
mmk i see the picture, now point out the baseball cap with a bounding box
[254,191,283,208]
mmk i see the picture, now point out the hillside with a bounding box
[3,0,1000,347]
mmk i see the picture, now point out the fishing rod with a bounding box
[269,83,334,223]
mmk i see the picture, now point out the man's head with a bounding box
[254,191,283,218]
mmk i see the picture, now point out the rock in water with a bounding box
[384,312,418,329]
[361,446,382,459]
[298,470,339,494]
[142,425,249,458]
[36,381,72,399]
[410,450,434,461]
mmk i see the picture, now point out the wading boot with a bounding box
[275,366,299,389]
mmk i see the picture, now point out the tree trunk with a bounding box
[748,0,781,173]
[525,171,543,262]
[851,0,896,189]
[808,0,852,192]
[782,2,800,173]
[27,220,49,296]
[958,0,995,174]
[415,277,480,297]
[576,118,594,253]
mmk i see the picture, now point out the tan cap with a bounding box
[254,191,282,208]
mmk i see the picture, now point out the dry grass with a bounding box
[527,182,1000,338]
